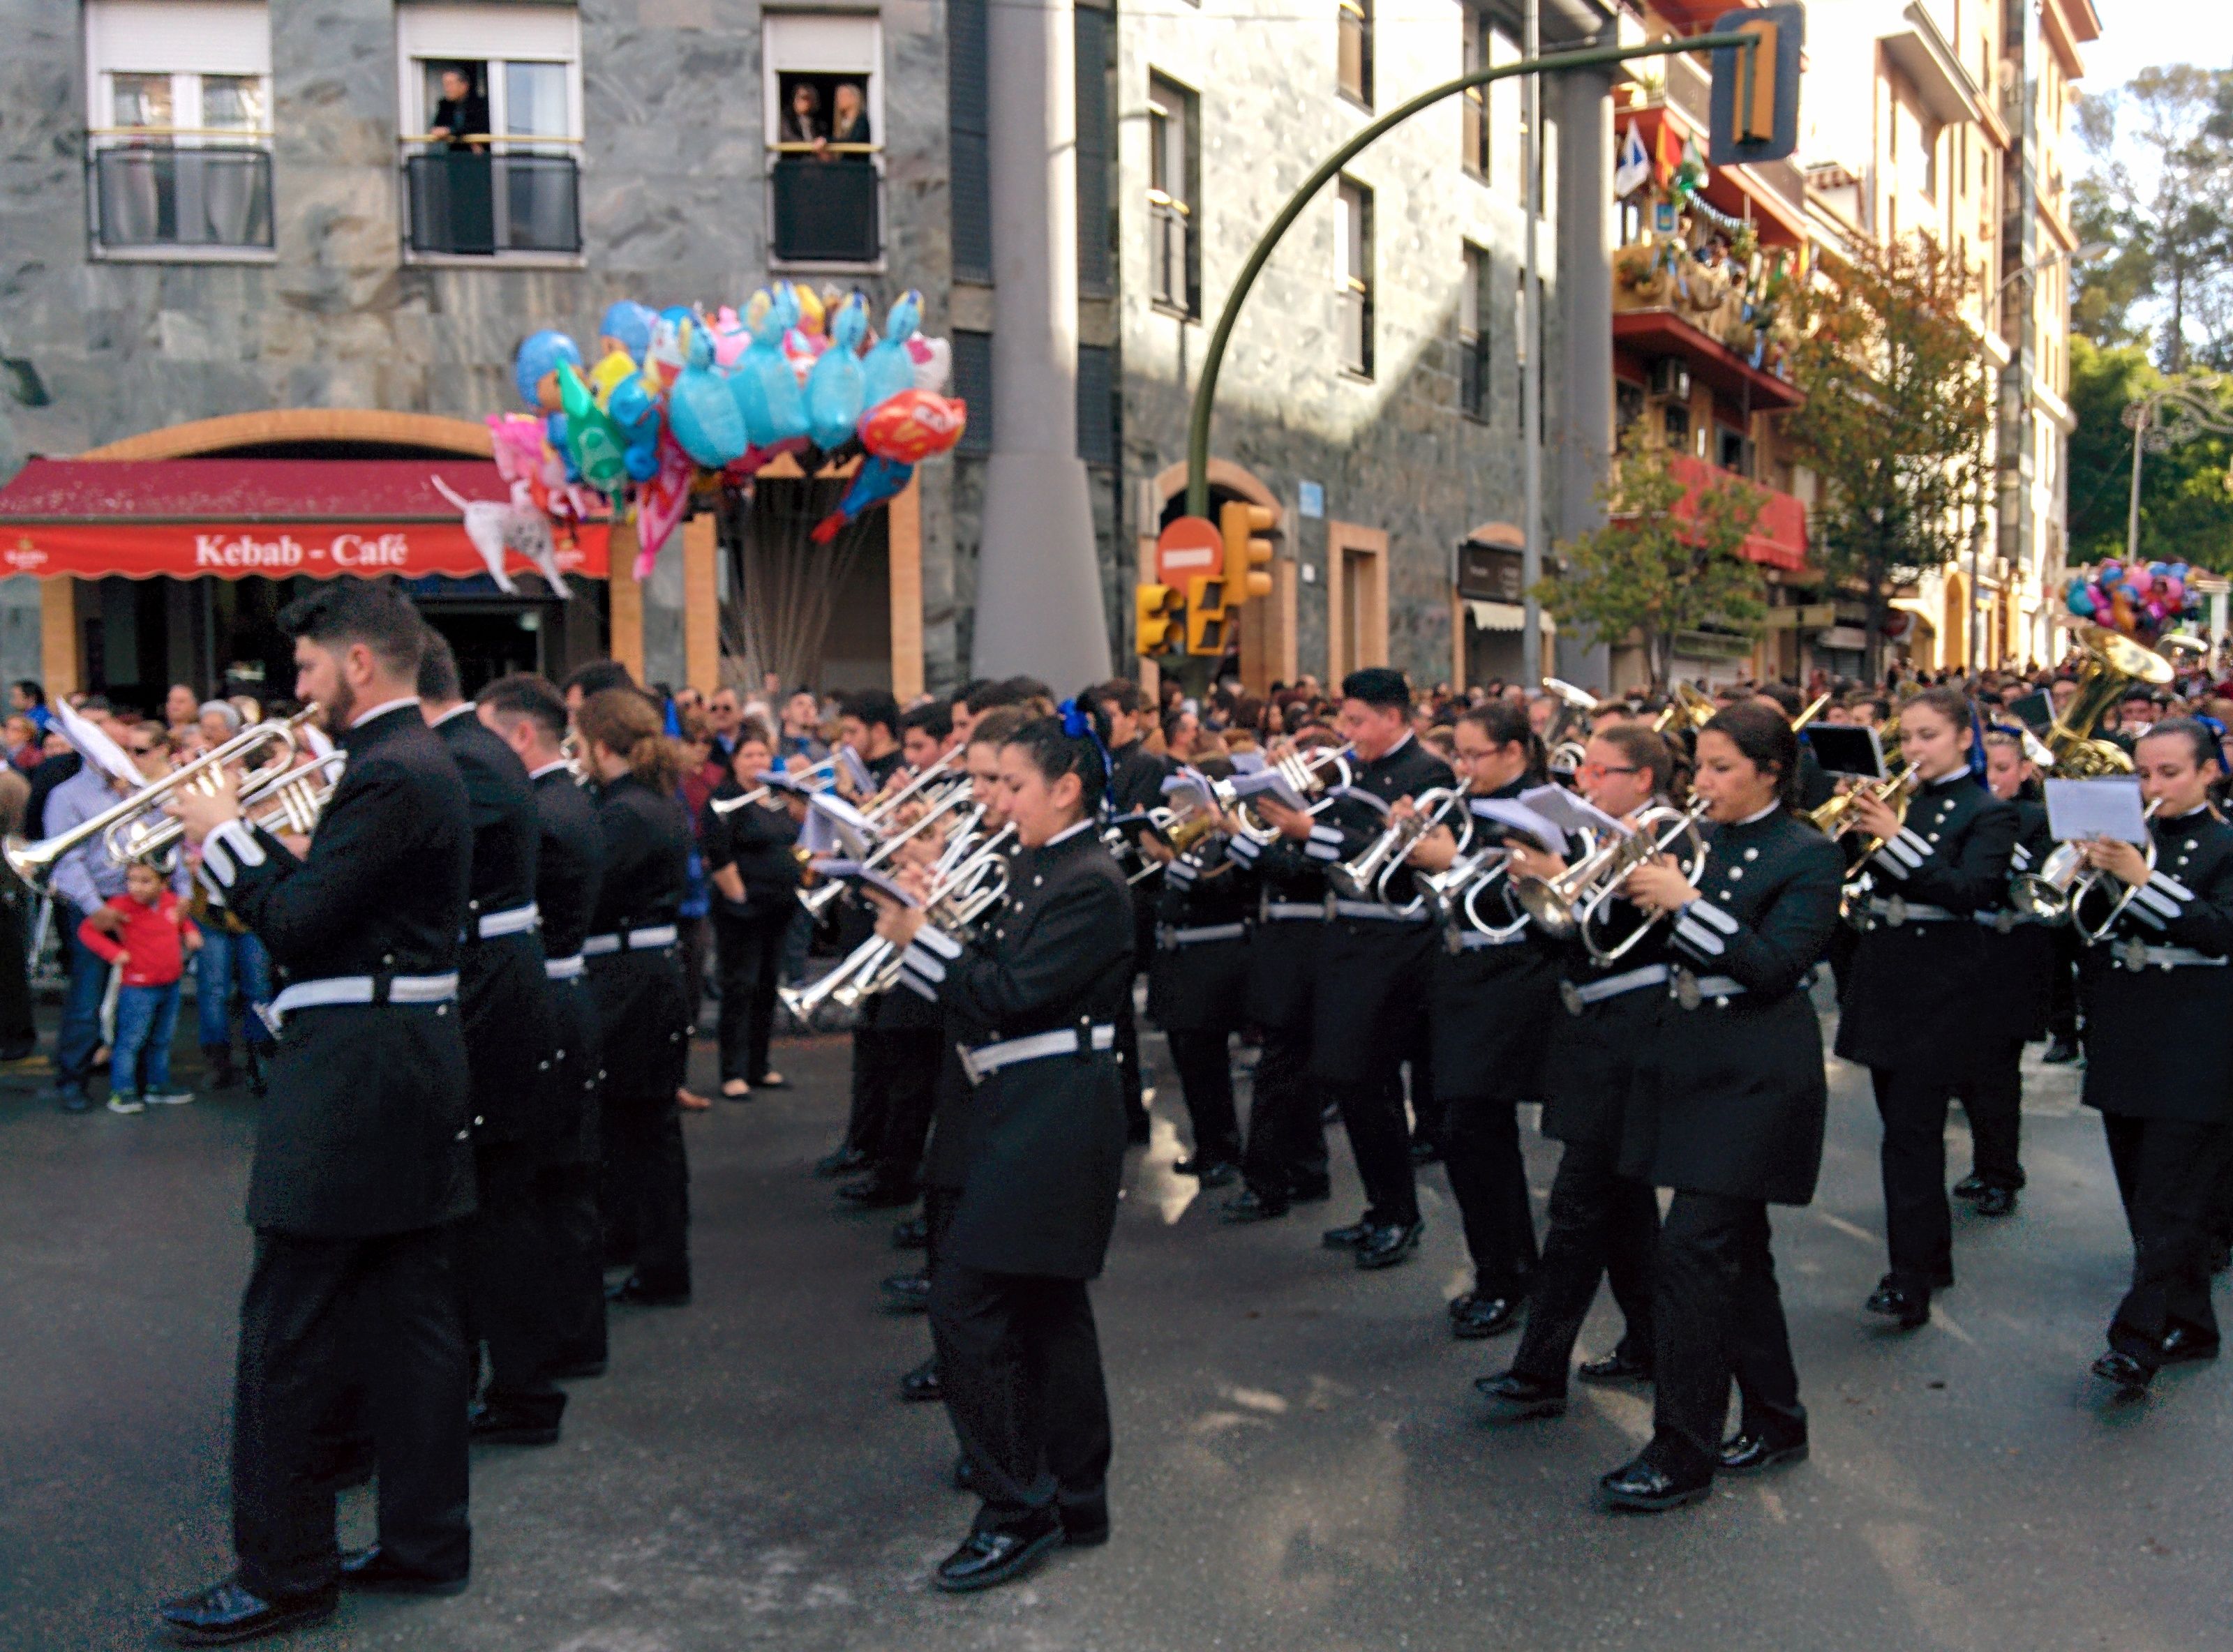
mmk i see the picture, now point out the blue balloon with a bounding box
[514,330,582,410]
[666,330,749,467]
[806,294,869,450]
[735,288,809,446]
[859,290,921,414]
[598,301,656,359]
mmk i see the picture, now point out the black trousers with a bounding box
[2048,928,2082,1044]
[1955,1037,2026,1192]
[1165,1029,1244,1165]
[844,1027,893,1155]
[232,1226,471,1600]
[930,1261,1112,1535]
[1647,1192,1804,1483]
[713,912,786,1086]
[1871,1066,1959,1294]
[535,1158,607,1370]
[1440,1093,1538,1296]
[462,1142,565,1425]
[1315,927,1435,1226]
[1332,1065,1428,1226]
[0,881,33,1046]
[603,1092,690,1294]
[1239,1028,1327,1201]
[2103,1114,2232,1371]
[868,1028,943,1189]
[1510,1139,1658,1387]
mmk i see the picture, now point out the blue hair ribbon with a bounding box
[1057,696,1114,783]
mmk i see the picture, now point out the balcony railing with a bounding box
[402,141,581,257]
[89,139,273,252]
[770,149,881,265]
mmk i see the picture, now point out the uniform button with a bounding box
[1744,848,1759,862]
[1928,833,1941,843]
[1034,876,1044,887]
[383,954,395,965]
[473,1115,484,1125]
[436,1005,448,1016]
[539,1060,551,1070]
[1728,868,1744,880]
[455,1129,469,1141]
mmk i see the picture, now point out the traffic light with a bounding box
[1185,574,1228,656]
[1220,500,1276,603]
[1708,5,1802,166]
[1135,583,1184,656]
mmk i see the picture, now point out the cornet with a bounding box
[1328,788,1469,903]
[2068,800,2162,944]
[1515,799,1710,961]
[1232,744,1355,841]
[799,786,980,920]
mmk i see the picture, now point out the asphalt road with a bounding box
[1,1005,2228,1652]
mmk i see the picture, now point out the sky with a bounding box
[2080,1,2233,93]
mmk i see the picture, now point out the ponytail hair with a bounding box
[1006,700,1113,815]
[577,686,682,793]
[1457,700,1547,786]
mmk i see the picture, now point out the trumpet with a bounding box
[2069,800,2163,943]
[1232,744,1356,841]
[860,746,964,827]
[1652,682,1718,738]
[799,784,980,920]
[1516,800,1710,961]
[1328,787,1470,903]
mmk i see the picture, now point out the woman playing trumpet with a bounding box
[2070,718,2233,1397]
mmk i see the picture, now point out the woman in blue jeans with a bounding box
[192,897,276,1094]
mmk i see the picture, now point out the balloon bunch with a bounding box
[506,290,969,580]
[2063,559,2198,645]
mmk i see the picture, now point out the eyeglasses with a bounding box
[1579,761,1642,778]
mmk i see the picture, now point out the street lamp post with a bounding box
[2121,375,2233,565]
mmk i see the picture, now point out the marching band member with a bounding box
[161,583,476,1637]
[1832,686,2017,1330]
[1144,759,1248,1187]
[1962,728,2053,1215]
[1405,703,1558,1339]
[699,721,800,1100]
[578,689,696,1309]
[479,673,609,1379]
[2070,718,2233,1397]
[417,633,566,1447]
[1596,704,1842,1512]
[872,704,1134,1592]
[1253,669,1454,1272]
[1475,723,1673,1419]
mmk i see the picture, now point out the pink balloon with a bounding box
[2129,566,2155,598]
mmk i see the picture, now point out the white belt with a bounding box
[2100,940,2228,972]
[265,971,459,1029]
[1331,899,1427,924]
[1260,901,1327,923]
[544,954,586,980]
[1863,897,1959,925]
[583,924,680,955]
[1974,909,2037,932]
[467,901,539,941]
[959,1023,1115,1086]
[1161,922,1246,948]
[1564,963,1670,1009]
[1675,971,1747,1007]
[1453,926,1530,950]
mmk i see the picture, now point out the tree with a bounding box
[2067,336,2233,571]
[1782,232,1992,680]
[1534,424,1767,690]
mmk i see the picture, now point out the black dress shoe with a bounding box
[2091,1350,2153,1393]
[1322,1218,1374,1250]
[468,1404,560,1446]
[1354,1220,1424,1271]
[1451,1293,1523,1339]
[891,1215,930,1250]
[1220,1187,1290,1224]
[158,1577,338,1644]
[1973,1186,2017,1219]
[2041,1037,2080,1065]
[836,1176,918,1209]
[1577,1350,1652,1385]
[899,1357,943,1402]
[2161,1326,2221,1365]
[338,1544,470,1595]
[881,1270,932,1310]
[1951,1173,1986,1201]
[551,1358,606,1380]
[1719,1432,1809,1474]
[1173,1155,1240,1188]
[1865,1280,1929,1330]
[1290,1177,1334,1203]
[932,1515,1065,1592]
[1595,1457,1712,1514]
[606,1275,690,1307]
[813,1143,871,1178]
[1472,1369,1567,1422]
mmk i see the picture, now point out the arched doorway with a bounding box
[1149,460,1291,692]
[1942,570,1969,670]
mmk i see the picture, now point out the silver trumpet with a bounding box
[1516,799,1710,963]
[708,784,772,818]
[2070,800,2162,944]
[128,749,346,864]
[2013,799,2161,929]
[1328,787,1470,903]
[846,827,1015,1001]
[798,781,978,920]
[859,746,964,827]
[1231,744,1355,843]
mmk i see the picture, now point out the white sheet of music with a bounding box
[2044,777,2148,845]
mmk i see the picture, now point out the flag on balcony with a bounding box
[1653,117,1682,188]
[1615,126,1650,199]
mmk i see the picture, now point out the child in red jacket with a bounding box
[80,860,202,1114]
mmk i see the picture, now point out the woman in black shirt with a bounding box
[700,719,800,1098]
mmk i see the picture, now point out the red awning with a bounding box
[0,458,608,582]
[1668,453,1808,573]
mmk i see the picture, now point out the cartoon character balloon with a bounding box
[806,293,870,451]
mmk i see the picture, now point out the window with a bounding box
[1921,119,1940,200]
[1338,0,1372,107]
[1616,381,1645,435]
[950,0,991,280]
[1717,425,1754,477]
[1461,11,1492,179]
[1664,403,1690,447]
[1336,178,1374,378]
[84,0,273,255]
[950,331,994,456]
[1458,243,1490,420]
[1077,7,1114,296]
[1147,74,1200,316]
[1077,344,1117,467]
[763,13,884,266]
[396,4,582,258]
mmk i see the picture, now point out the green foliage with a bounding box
[2067,336,2233,571]
[1535,425,1766,689]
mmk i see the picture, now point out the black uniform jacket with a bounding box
[1976,797,2056,1045]
[899,822,1135,1279]
[534,762,606,1166]
[433,705,549,1146]
[1146,835,1250,1034]
[1106,738,1170,816]
[1620,806,1843,1206]
[199,699,473,1238]
[586,772,693,1104]
[1539,828,1681,1150]
[699,781,800,924]
[2077,805,2233,1123]
[920,832,1018,1195]
[1301,734,1456,912]
[1228,827,1324,1031]
[1835,771,2017,1076]
[1430,781,1560,1102]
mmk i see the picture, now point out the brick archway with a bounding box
[81,408,493,460]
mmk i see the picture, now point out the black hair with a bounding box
[1754,682,1802,717]
[278,579,426,680]
[2137,715,2223,774]
[1342,666,1411,712]
[478,672,569,746]
[563,660,636,700]
[967,705,1031,749]
[953,677,994,710]
[12,680,43,707]
[1701,703,1801,809]
[415,625,463,703]
[1091,678,1148,716]
[1004,705,1112,814]
[1902,684,1975,741]
[1456,700,1547,786]
[1592,723,1676,795]
[996,676,1056,712]
[733,716,774,751]
[839,689,901,737]
[899,702,953,742]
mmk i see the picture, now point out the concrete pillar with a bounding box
[1552,62,1615,692]
[967,0,1113,685]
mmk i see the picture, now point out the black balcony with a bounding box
[770,154,881,264]
[91,145,273,250]
[404,149,580,257]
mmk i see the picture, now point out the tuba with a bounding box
[2043,623,2175,777]
[1541,677,1600,775]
